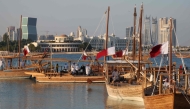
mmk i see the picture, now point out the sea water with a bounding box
[0,79,144,109]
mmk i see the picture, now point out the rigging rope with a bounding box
[77,13,106,64]
[151,55,164,95]
[153,58,158,67]
[173,26,187,74]
[110,14,118,51]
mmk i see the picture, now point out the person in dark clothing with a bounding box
[56,63,59,73]
[80,64,86,75]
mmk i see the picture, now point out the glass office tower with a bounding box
[22,17,37,41]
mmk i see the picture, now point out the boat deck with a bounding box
[25,72,105,83]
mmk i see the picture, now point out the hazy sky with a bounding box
[0,0,190,45]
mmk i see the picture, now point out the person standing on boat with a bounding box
[64,63,68,71]
[56,63,59,73]
[111,69,120,84]
[163,78,170,93]
[71,63,75,75]
[8,60,10,69]
[86,64,90,76]
[80,64,85,75]
[75,64,79,75]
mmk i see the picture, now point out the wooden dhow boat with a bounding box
[143,18,190,109]
[104,4,153,101]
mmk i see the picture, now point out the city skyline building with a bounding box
[151,17,158,45]
[22,17,37,41]
[126,27,133,38]
[7,26,17,41]
[159,17,176,47]
[144,16,152,46]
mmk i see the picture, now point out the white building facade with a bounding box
[159,17,176,47]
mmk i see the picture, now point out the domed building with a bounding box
[55,34,69,42]
[38,34,81,52]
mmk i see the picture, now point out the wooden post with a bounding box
[132,5,137,60]
[137,4,143,80]
[144,70,147,89]
[68,61,71,71]
[185,74,188,91]
[19,15,22,69]
[169,18,173,88]
[154,68,156,84]
[159,74,163,94]
[104,6,110,63]
[177,69,180,83]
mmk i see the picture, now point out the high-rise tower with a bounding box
[126,27,133,38]
[151,17,158,45]
[144,16,151,46]
[22,17,37,41]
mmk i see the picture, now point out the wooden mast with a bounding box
[132,5,137,60]
[104,6,110,63]
[138,4,143,79]
[169,18,173,90]
[19,15,22,69]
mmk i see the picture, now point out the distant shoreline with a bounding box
[9,52,98,55]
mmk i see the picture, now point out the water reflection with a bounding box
[105,96,144,109]
[0,79,145,109]
[0,80,106,109]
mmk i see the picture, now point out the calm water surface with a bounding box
[0,79,144,109]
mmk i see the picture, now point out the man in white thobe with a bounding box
[71,63,75,75]
[86,64,90,76]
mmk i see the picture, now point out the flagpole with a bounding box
[19,15,22,69]
[132,5,137,60]
[104,6,110,63]
[138,4,143,79]
[169,18,173,92]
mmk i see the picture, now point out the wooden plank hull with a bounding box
[143,93,190,109]
[106,83,143,101]
[35,76,105,83]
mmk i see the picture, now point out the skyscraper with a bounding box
[22,17,37,41]
[7,26,16,41]
[151,17,158,45]
[159,17,176,47]
[144,16,151,46]
[126,27,133,38]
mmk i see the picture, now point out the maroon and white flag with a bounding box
[150,41,168,58]
[96,47,115,59]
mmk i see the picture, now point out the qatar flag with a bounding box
[150,41,168,58]
[96,47,115,59]
[113,49,128,58]
[82,51,88,60]
[23,46,30,56]
[113,50,123,58]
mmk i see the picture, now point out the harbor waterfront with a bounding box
[0,54,190,109]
